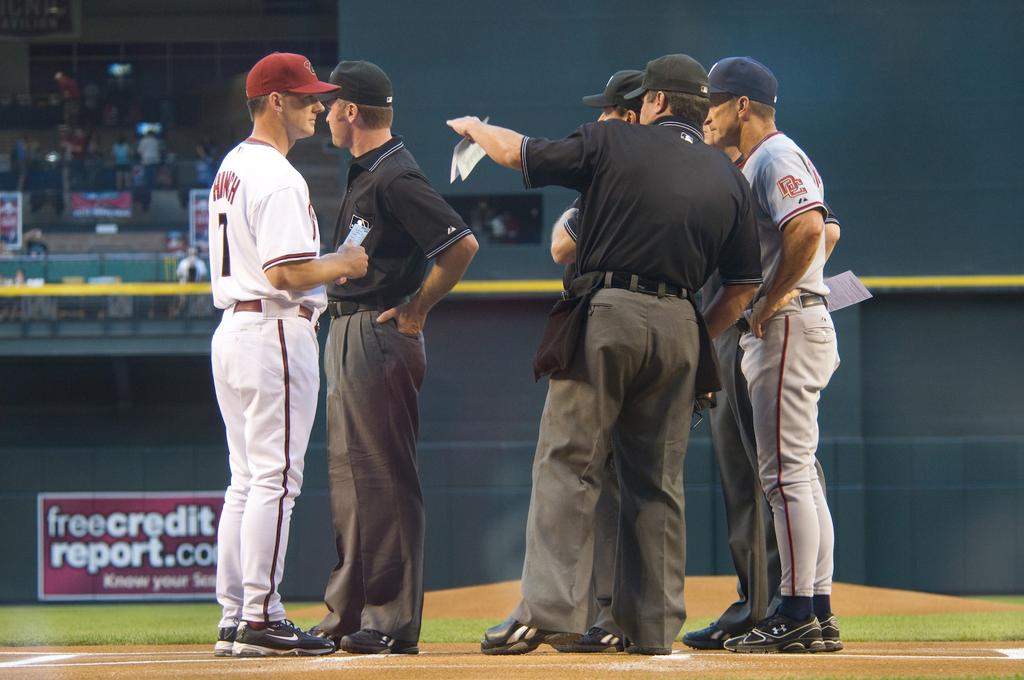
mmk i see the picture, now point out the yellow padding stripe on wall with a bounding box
[0,275,1022,297]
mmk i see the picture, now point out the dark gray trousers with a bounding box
[710,324,778,633]
[318,311,426,642]
[512,289,699,649]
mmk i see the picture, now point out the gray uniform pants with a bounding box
[318,311,427,641]
[740,302,838,598]
[512,288,699,650]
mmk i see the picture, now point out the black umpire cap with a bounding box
[708,56,778,106]
[625,54,709,99]
[582,69,644,108]
[328,60,393,107]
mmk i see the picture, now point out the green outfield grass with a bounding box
[978,596,1024,606]
[1,603,1023,647]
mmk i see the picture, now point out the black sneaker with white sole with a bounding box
[723,614,824,654]
[306,625,341,651]
[480,617,569,655]
[552,626,624,653]
[339,629,418,655]
[232,619,336,657]
[682,621,734,650]
[214,621,237,657]
[819,614,844,652]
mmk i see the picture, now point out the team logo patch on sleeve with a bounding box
[777,175,807,199]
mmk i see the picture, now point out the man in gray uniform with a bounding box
[448,53,762,656]
[703,56,841,654]
[548,68,643,654]
[685,135,843,650]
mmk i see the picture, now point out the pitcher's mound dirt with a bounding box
[289,576,1023,621]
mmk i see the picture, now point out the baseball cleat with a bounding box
[723,614,824,654]
[682,620,734,650]
[339,629,418,655]
[214,619,238,657]
[819,614,844,652]
[552,626,624,653]
[306,625,341,651]
[624,642,673,655]
[232,619,336,657]
[480,616,569,655]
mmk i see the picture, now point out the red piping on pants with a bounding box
[776,315,797,596]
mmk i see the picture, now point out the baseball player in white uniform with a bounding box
[209,52,368,657]
[703,57,841,654]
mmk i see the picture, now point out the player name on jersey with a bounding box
[212,170,241,205]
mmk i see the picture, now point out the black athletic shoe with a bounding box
[682,621,734,650]
[819,614,844,652]
[232,619,336,657]
[624,641,672,655]
[340,629,418,655]
[307,625,341,651]
[480,617,568,655]
[214,621,237,657]
[552,626,624,653]
[723,614,824,654]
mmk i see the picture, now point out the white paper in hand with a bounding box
[450,117,489,183]
[823,270,872,311]
[342,215,371,248]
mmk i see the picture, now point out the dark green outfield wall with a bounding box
[2,289,1023,602]
[1,0,1022,603]
[335,0,1023,277]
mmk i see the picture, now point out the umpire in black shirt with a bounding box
[313,61,479,655]
[448,53,762,655]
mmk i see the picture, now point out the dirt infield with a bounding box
[3,642,1024,679]
[5,580,1021,678]
[292,576,1024,621]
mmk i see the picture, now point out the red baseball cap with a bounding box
[245,52,340,98]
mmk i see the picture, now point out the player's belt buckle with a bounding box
[798,293,827,309]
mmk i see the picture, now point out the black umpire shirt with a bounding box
[523,116,761,292]
[329,135,473,303]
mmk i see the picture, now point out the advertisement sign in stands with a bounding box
[70,192,132,219]
[38,491,223,601]
[189,189,210,252]
[0,192,22,250]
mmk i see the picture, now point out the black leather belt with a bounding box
[734,293,829,333]
[601,272,689,299]
[328,297,408,318]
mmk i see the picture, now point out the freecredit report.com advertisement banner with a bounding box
[37,492,223,601]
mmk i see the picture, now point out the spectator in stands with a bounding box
[24,229,47,258]
[54,72,80,127]
[82,82,101,127]
[137,131,160,189]
[111,136,132,190]
[10,137,29,191]
[67,128,90,190]
[172,246,207,318]
[176,246,208,283]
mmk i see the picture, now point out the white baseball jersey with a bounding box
[208,139,327,314]
[740,132,829,297]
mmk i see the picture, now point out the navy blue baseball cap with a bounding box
[708,57,778,106]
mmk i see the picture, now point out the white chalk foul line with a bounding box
[996,649,1024,659]
[0,650,210,656]
[0,654,78,668]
